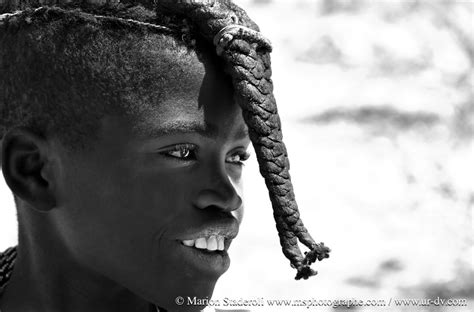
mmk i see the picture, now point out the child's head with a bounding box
[1,1,329,310]
[1,4,249,309]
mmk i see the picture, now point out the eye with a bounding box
[162,143,197,160]
[226,151,251,166]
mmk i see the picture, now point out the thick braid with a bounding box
[224,21,330,280]
[156,0,330,279]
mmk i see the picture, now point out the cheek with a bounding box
[57,163,216,302]
[57,163,196,276]
[92,167,195,243]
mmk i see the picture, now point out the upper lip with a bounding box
[176,218,239,241]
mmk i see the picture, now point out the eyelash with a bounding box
[161,144,250,166]
[162,143,197,160]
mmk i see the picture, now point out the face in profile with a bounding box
[49,48,250,310]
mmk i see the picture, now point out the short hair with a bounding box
[0,4,207,148]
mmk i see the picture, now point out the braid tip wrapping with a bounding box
[304,243,331,264]
[294,243,331,280]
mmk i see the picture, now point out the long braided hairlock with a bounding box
[0,0,330,280]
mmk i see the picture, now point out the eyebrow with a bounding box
[137,120,249,140]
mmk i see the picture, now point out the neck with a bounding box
[0,210,152,312]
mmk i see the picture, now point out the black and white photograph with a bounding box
[0,0,472,311]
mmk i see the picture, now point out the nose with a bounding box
[194,164,242,213]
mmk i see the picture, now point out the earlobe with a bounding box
[1,128,57,212]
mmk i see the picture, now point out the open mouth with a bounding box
[181,235,225,252]
[176,235,233,275]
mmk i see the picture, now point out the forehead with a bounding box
[115,40,245,140]
[74,29,246,142]
[131,67,247,141]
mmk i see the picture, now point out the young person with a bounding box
[0,1,329,311]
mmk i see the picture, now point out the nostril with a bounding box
[194,167,243,211]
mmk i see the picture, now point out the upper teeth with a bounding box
[182,236,225,251]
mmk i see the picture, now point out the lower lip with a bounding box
[177,242,231,276]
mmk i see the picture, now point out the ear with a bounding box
[1,128,57,212]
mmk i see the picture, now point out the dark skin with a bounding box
[0,51,250,312]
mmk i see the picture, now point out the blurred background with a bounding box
[1,0,473,311]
